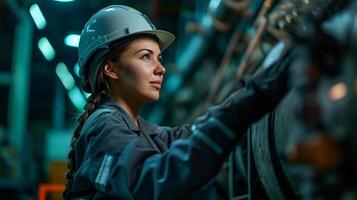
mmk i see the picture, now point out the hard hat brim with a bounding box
[137,29,175,51]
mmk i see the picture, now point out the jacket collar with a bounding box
[98,95,157,135]
[137,116,158,136]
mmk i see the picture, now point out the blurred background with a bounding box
[1,0,356,199]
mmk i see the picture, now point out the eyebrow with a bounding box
[135,48,162,57]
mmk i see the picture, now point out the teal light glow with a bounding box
[68,87,86,110]
[29,4,47,30]
[38,37,55,61]
[73,63,80,77]
[147,106,165,124]
[82,91,90,98]
[208,0,221,11]
[64,34,80,47]
[53,0,75,2]
[166,74,182,93]
[55,62,75,90]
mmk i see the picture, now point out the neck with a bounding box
[108,94,141,127]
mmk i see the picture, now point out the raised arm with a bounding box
[75,44,297,200]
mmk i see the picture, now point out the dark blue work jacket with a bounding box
[70,96,227,200]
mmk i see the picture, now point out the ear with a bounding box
[103,61,119,79]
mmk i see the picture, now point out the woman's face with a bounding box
[113,37,165,103]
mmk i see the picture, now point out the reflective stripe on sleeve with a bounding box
[192,128,223,155]
[95,154,114,189]
[208,117,235,139]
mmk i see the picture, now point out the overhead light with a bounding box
[53,0,75,2]
[29,4,47,30]
[64,34,80,47]
[55,62,75,90]
[73,63,80,77]
[38,37,55,61]
[208,0,221,11]
[56,62,85,110]
[68,87,86,111]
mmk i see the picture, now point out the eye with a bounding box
[141,53,151,60]
[158,55,163,63]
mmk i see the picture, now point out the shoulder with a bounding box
[81,108,115,133]
[79,108,139,155]
[82,108,128,131]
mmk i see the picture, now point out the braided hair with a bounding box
[63,62,109,199]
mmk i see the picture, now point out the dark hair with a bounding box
[63,65,108,199]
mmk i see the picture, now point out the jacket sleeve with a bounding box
[151,125,192,148]
[83,94,245,200]
[83,46,296,200]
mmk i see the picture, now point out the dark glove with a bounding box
[194,41,298,140]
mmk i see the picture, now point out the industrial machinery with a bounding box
[0,0,356,199]
[202,0,357,199]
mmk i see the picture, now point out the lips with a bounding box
[150,80,162,90]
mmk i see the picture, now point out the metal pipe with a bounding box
[166,0,248,94]
[6,1,34,179]
[236,0,274,78]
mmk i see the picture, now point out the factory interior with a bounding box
[0,0,357,199]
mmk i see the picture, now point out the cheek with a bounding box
[120,62,152,88]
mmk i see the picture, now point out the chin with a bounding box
[145,94,160,102]
[151,96,160,102]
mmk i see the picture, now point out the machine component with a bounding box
[249,1,357,199]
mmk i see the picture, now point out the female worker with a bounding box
[64,5,294,200]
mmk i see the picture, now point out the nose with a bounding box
[154,60,166,75]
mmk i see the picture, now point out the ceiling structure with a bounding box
[0,0,197,134]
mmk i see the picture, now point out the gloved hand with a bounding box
[194,41,299,138]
